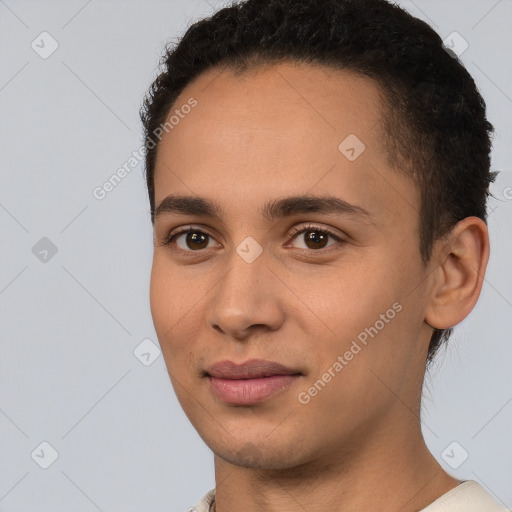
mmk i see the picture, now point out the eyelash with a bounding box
[160,223,344,255]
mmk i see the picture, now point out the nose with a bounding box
[206,246,286,340]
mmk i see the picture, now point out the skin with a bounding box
[149,61,489,512]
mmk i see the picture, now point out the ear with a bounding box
[425,216,490,330]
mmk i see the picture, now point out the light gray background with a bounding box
[0,0,511,511]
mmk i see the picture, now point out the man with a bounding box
[140,0,508,510]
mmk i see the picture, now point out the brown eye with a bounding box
[184,232,210,250]
[167,229,217,251]
[288,225,341,251]
[303,230,329,249]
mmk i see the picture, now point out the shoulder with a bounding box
[189,488,215,512]
[188,483,510,512]
[420,481,510,512]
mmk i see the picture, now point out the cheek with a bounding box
[149,256,173,337]
[302,263,401,339]
[297,259,414,380]
[149,256,197,360]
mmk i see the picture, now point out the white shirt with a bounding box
[190,481,510,512]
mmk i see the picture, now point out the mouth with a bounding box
[205,359,303,405]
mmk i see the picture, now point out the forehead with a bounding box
[153,62,416,225]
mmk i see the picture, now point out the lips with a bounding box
[206,359,301,379]
[205,359,302,405]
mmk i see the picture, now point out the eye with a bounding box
[162,227,219,252]
[286,224,343,251]
[159,223,345,254]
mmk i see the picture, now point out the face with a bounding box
[150,62,435,469]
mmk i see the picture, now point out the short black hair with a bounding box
[140,0,496,363]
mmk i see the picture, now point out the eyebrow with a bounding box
[154,194,372,223]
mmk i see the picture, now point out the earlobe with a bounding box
[425,217,490,330]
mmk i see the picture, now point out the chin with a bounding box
[210,437,312,470]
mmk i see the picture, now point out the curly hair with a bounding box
[140,0,496,363]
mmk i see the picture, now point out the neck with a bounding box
[212,420,460,512]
